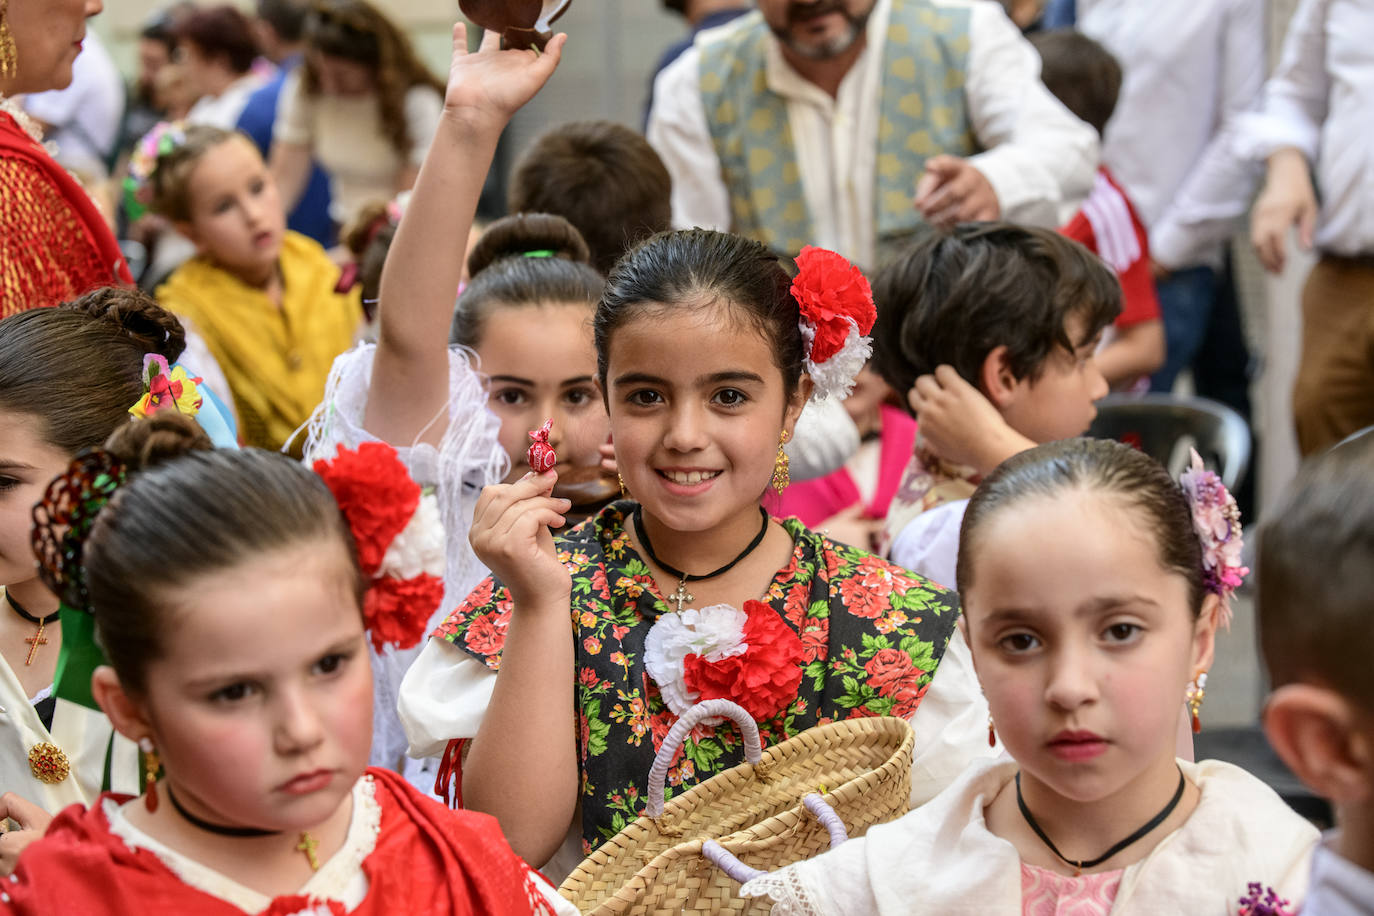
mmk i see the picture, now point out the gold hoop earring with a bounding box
[1185,672,1207,734]
[0,0,17,80]
[771,430,791,495]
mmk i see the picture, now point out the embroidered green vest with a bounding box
[698,0,978,266]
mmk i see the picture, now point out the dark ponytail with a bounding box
[450,213,604,348]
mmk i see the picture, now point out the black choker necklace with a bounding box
[6,592,60,667]
[167,786,324,871]
[1016,767,1186,876]
[633,505,770,613]
[167,786,279,837]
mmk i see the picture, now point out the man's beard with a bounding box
[769,1,874,60]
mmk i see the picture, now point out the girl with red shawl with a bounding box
[0,0,131,318]
[7,411,572,915]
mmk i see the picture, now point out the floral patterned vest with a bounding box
[434,501,961,853]
[697,0,978,264]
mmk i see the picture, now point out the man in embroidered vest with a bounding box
[647,0,1099,269]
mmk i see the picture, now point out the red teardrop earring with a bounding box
[139,737,160,813]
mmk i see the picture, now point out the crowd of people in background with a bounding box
[0,0,1369,913]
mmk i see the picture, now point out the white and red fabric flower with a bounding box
[791,246,877,401]
[644,600,804,722]
[314,442,445,652]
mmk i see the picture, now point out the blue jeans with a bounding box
[1150,265,1218,394]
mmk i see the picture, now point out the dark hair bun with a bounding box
[468,213,592,278]
[104,411,213,472]
[61,287,188,362]
[342,200,393,259]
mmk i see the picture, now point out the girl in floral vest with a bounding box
[398,227,993,876]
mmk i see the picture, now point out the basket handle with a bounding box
[645,698,763,819]
[700,793,850,884]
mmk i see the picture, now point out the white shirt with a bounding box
[1304,831,1374,916]
[1078,0,1268,269]
[888,498,967,590]
[186,73,267,132]
[742,757,1318,914]
[274,72,443,227]
[647,0,1098,269]
[22,31,124,180]
[1233,0,1374,257]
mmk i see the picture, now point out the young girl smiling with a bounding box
[400,230,991,875]
[742,439,1318,914]
[4,413,574,914]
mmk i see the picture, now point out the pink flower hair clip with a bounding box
[1179,448,1249,628]
[790,246,877,401]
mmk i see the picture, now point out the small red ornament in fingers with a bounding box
[527,418,556,473]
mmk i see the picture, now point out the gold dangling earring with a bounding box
[618,473,629,499]
[987,715,996,748]
[771,430,791,495]
[0,0,17,80]
[139,737,160,813]
[1185,672,1207,734]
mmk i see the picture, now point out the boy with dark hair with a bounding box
[1259,431,1374,913]
[508,121,672,275]
[871,223,1119,583]
[1030,28,1165,389]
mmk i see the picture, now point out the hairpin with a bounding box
[31,450,128,613]
[122,121,188,221]
[791,246,876,401]
[1179,449,1249,628]
[128,354,203,420]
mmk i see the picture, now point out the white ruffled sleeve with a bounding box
[396,637,497,758]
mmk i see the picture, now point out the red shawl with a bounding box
[0,110,132,318]
[1,768,558,915]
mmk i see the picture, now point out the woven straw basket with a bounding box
[558,698,914,914]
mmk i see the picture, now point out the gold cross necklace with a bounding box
[6,593,60,666]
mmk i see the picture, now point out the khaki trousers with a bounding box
[1293,256,1374,455]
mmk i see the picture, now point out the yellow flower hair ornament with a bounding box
[129,354,203,420]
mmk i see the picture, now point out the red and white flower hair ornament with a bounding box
[313,442,446,653]
[1179,448,1249,629]
[791,246,877,401]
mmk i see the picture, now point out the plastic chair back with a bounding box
[1087,394,1251,490]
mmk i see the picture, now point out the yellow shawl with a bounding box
[158,231,361,453]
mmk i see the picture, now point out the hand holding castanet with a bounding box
[470,419,570,606]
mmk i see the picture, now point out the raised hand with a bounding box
[469,472,573,607]
[442,22,566,129]
[908,365,1033,475]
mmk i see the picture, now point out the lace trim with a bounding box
[740,868,829,916]
[105,773,382,910]
[0,96,46,146]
